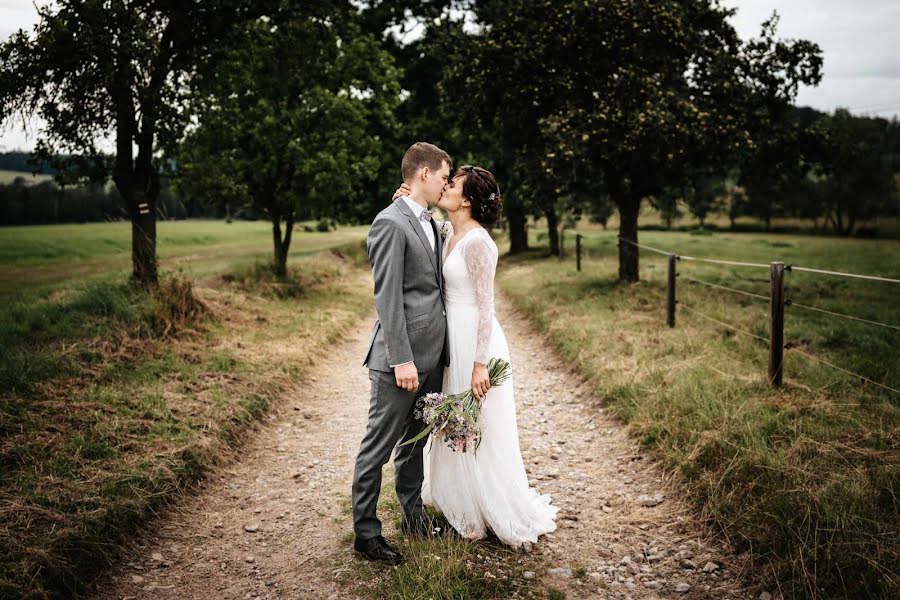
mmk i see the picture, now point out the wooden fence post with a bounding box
[769,261,785,386]
[667,253,676,327]
[576,234,582,272]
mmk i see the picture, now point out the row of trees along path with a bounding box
[88,293,760,599]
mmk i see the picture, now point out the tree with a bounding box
[724,184,749,229]
[436,0,574,255]
[177,1,400,277]
[0,1,271,285]
[447,1,823,279]
[538,4,821,281]
[684,171,726,228]
[737,14,823,233]
[650,186,684,230]
[813,109,898,234]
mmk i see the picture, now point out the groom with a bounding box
[351,142,452,565]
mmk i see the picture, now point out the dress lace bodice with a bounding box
[439,221,498,364]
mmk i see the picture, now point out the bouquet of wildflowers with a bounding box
[399,358,511,454]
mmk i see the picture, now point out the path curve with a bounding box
[89,292,757,599]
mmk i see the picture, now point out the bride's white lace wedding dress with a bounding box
[421,222,558,548]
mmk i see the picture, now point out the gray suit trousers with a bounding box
[351,365,444,539]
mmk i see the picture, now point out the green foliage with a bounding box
[177,1,401,275]
[438,1,822,277]
[811,109,900,234]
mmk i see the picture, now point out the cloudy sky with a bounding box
[1,0,899,151]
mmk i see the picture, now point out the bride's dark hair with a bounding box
[457,165,502,227]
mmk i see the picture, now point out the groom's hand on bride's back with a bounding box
[394,362,419,392]
[392,183,411,201]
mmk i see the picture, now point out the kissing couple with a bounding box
[351,142,559,565]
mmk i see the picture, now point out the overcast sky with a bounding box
[1,0,899,151]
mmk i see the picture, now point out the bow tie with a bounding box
[419,209,434,222]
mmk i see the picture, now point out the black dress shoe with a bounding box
[354,535,404,565]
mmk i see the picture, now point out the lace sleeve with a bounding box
[462,230,497,365]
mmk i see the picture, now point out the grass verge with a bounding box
[498,231,899,600]
[0,242,373,599]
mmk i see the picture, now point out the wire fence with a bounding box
[570,234,899,395]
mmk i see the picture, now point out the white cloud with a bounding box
[723,0,900,117]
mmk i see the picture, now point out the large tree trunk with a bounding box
[272,216,287,278]
[505,194,528,254]
[282,211,295,264]
[113,83,158,285]
[132,145,160,284]
[617,193,640,283]
[545,205,559,256]
[131,202,158,283]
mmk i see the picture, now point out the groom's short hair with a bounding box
[401,142,452,182]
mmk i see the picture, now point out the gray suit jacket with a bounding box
[363,200,450,373]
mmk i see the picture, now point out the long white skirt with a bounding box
[421,302,558,548]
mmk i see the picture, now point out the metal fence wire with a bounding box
[568,235,900,395]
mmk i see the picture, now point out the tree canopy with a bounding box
[177,0,401,276]
[0,0,273,283]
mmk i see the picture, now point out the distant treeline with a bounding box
[0,177,199,225]
[0,159,324,226]
[0,151,57,175]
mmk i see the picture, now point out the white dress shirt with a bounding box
[401,196,435,252]
[390,196,436,369]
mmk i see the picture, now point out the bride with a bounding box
[393,166,558,549]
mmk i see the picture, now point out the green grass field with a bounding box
[500,228,900,599]
[0,219,368,296]
[0,169,53,185]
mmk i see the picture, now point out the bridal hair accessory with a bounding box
[489,193,496,201]
[400,358,511,454]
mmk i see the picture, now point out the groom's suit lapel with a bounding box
[395,199,440,280]
[433,219,445,295]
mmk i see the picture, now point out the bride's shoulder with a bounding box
[474,226,497,248]
[466,227,498,256]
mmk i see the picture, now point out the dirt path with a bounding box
[89,292,760,600]
[89,315,377,600]
[499,294,758,599]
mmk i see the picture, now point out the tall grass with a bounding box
[499,230,899,599]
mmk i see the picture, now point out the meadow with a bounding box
[0,219,368,296]
[0,220,372,597]
[0,169,53,185]
[499,227,900,598]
